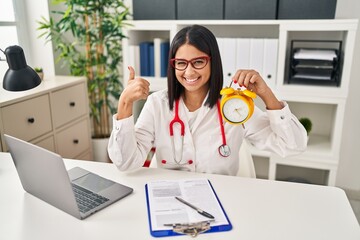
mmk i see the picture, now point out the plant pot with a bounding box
[37,72,44,80]
[92,138,111,163]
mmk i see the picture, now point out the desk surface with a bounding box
[0,152,359,240]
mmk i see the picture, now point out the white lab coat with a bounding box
[108,89,307,176]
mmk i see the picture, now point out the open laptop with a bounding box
[4,134,133,220]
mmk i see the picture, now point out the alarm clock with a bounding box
[220,86,256,125]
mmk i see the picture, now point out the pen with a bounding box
[175,196,215,219]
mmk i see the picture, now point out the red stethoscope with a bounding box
[167,99,231,165]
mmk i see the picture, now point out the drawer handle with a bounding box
[27,117,35,124]
[69,101,76,107]
[73,139,79,144]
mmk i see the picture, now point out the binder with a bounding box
[219,38,237,88]
[139,41,153,76]
[145,178,232,237]
[249,38,264,74]
[160,42,170,77]
[262,38,278,89]
[154,38,170,78]
[149,44,155,76]
[128,45,140,73]
[236,38,251,70]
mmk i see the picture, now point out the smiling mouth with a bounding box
[184,77,199,84]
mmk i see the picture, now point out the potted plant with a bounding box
[299,117,312,136]
[37,0,130,161]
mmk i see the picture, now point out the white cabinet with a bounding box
[0,76,93,160]
[122,20,358,186]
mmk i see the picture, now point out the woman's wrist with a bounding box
[258,87,283,110]
[116,96,133,120]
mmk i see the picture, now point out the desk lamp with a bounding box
[1,45,41,91]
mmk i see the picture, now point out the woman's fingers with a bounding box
[128,66,136,82]
[125,66,150,101]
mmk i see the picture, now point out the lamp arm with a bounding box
[0,48,5,61]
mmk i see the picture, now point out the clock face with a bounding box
[222,97,249,123]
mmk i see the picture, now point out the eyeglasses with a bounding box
[170,56,210,71]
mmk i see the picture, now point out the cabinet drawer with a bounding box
[56,119,90,158]
[32,136,55,153]
[76,151,93,161]
[2,95,52,141]
[52,83,87,128]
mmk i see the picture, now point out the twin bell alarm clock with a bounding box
[220,83,256,125]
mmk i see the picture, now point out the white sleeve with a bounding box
[244,102,307,157]
[108,97,156,171]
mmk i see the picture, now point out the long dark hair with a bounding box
[167,25,223,110]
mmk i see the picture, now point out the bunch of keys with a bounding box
[164,220,212,237]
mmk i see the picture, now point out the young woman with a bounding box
[108,25,307,175]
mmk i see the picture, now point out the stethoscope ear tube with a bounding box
[169,100,185,136]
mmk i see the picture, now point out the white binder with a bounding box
[249,38,264,74]
[236,38,251,70]
[154,38,168,78]
[263,39,278,89]
[219,38,237,87]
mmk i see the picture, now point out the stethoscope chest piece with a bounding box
[218,144,231,157]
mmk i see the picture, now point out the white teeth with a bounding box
[185,78,198,82]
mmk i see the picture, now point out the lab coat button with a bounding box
[280,115,285,120]
[161,160,167,164]
[188,160,193,164]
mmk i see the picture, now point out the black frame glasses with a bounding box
[170,56,211,71]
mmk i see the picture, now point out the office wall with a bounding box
[22,0,55,77]
[335,0,360,191]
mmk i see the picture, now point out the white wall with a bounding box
[335,0,360,190]
[23,0,55,77]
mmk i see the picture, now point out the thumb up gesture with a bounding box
[125,66,150,101]
[116,66,150,120]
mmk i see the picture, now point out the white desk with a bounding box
[0,152,359,240]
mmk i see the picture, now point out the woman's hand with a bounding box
[116,66,150,120]
[122,66,150,103]
[232,69,283,110]
[232,69,268,96]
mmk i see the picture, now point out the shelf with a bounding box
[122,19,358,186]
[250,134,333,159]
[275,164,329,185]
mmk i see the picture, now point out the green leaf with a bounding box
[37,0,130,138]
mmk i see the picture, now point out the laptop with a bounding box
[4,134,133,220]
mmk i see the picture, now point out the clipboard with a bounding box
[145,178,232,237]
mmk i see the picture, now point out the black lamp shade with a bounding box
[3,45,41,91]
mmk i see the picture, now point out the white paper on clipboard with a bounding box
[146,178,230,232]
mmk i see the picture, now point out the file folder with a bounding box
[145,178,232,237]
[139,42,153,76]
[263,39,278,89]
[218,38,237,88]
[249,38,264,75]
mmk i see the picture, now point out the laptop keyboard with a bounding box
[72,184,109,213]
